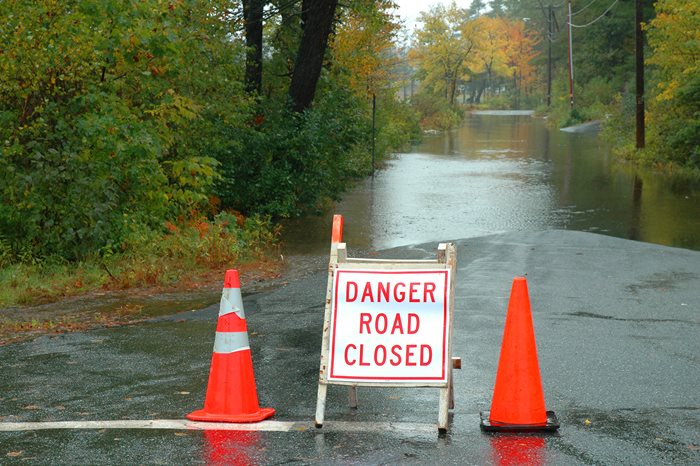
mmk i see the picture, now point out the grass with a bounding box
[0,213,282,309]
[0,261,107,307]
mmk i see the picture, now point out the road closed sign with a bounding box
[328,269,451,383]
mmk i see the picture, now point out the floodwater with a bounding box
[282,113,700,254]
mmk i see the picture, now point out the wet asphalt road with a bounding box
[1,230,699,465]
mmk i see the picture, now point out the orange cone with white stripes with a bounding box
[187,269,275,423]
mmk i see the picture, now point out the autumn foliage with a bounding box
[409,2,540,114]
[644,0,700,167]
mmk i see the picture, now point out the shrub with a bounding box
[0,1,243,262]
[412,93,462,131]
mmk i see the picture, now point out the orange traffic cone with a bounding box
[187,270,275,423]
[480,277,559,432]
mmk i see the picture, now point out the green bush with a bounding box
[546,74,613,129]
[215,79,375,218]
[482,94,511,110]
[0,0,418,270]
[647,75,700,169]
[601,90,636,145]
[411,93,462,131]
[0,1,243,262]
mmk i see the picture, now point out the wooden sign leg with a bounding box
[349,385,358,409]
[449,370,455,410]
[315,218,343,428]
[438,386,449,433]
[315,383,327,428]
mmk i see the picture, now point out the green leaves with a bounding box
[0,0,417,264]
[645,0,700,168]
[0,0,243,261]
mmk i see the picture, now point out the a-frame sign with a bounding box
[315,215,458,432]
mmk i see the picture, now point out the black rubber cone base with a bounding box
[480,411,560,433]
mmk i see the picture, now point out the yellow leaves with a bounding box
[471,16,509,77]
[331,2,399,95]
[655,80,679,102]
[146,91,202,126]
[646,0,700,103]
[413,5,477,85]
[411,8,541,100]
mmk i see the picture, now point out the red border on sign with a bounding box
[329,270,449,381]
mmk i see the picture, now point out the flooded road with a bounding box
[3,115,699,465]
[283,113,700,254]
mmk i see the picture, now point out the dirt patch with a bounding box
[0,255,327,346]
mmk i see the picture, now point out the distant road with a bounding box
[471,110,535,116]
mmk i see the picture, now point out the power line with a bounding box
[569,0,619,28]
[571,0,599,16]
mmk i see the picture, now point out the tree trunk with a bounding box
[475,84,484,104]
[243,0,264,94]
[288,0,339,113]
[486,68,492,99]
[449,78,457,106]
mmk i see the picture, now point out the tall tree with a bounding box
[288,0,339,112]
[411,3,482,105]
[243,0,265,94]
[473,16,510,99]
[468,0,486,18]
[503,18,540,107]
[331,0,399,96]
[262,0,303,98]
[489,0,505,17]
[571,0,636,90]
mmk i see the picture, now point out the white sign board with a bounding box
[328,269,450,383]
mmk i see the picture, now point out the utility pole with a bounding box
[635,0,645,148]
[567,0,574,108]
[547,4,553,107]
[371,93,376,173]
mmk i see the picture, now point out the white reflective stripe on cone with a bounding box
[219,288,245,319]
[213,331,250,354]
